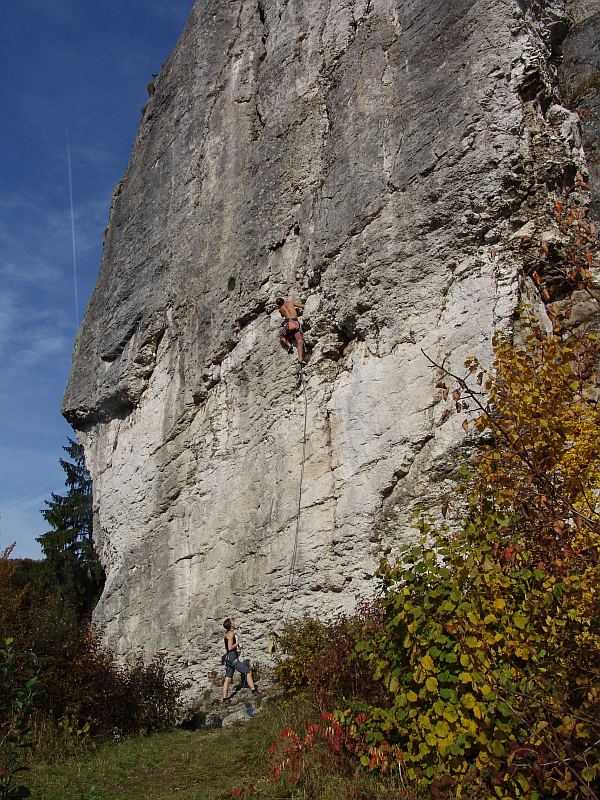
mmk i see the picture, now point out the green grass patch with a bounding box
[28,718,282,800]
[26,701,412,800]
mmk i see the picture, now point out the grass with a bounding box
[27,721,269,800]
[25,700,414,800]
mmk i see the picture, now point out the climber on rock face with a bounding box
[222,618,260,703]
[276,297,305,363]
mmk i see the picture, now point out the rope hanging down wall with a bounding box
[280,363,308,621]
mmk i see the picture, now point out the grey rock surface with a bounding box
[63,0,594,704]
[560,10,600,218]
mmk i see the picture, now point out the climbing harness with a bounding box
[280,362,308,621]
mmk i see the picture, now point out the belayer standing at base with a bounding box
[276,297,305,363]
[222,618,260,703]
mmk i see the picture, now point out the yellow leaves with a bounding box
[512,612,527,630]
[425,676,439,693]
[420,654,435,673]
[443,706,458,723]
[488,739,506,758]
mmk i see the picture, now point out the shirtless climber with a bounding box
[276,297,305,363]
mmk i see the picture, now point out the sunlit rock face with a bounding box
[63,0,591,698]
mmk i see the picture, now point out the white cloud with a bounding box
[0,256,62,284]
[0,489,51,516]
[17,329,69,368]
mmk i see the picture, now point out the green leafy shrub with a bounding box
[0,637,39,799]
[353,529,598,797]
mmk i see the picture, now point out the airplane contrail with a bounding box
[66,131,80,328]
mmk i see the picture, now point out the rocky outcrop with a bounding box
[63,0,593,700]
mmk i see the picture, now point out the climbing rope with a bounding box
[280,362,308,621]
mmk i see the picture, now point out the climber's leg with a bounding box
[294,330,305,362]
[279,332,293,354]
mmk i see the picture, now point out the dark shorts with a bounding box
[225,657,251,679]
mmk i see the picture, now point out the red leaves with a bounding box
[269,713,352,787]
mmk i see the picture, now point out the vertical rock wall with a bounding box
[63,0,591,696]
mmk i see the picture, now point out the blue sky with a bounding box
[1,0,195,559]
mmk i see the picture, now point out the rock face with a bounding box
[64,0,592,698]
[560,7,600,219]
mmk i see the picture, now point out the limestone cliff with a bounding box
[63,0,593,698]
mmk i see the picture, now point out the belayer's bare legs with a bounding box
[223,670,256,700]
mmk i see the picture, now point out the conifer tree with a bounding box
[37,439,104,620]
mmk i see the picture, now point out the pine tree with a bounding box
[37,439,104,620]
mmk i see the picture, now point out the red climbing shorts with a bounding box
[282,318,301,339]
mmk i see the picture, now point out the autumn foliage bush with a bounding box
[31,622,183,741]
[0,556,183,748]
[273,605,387,708]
